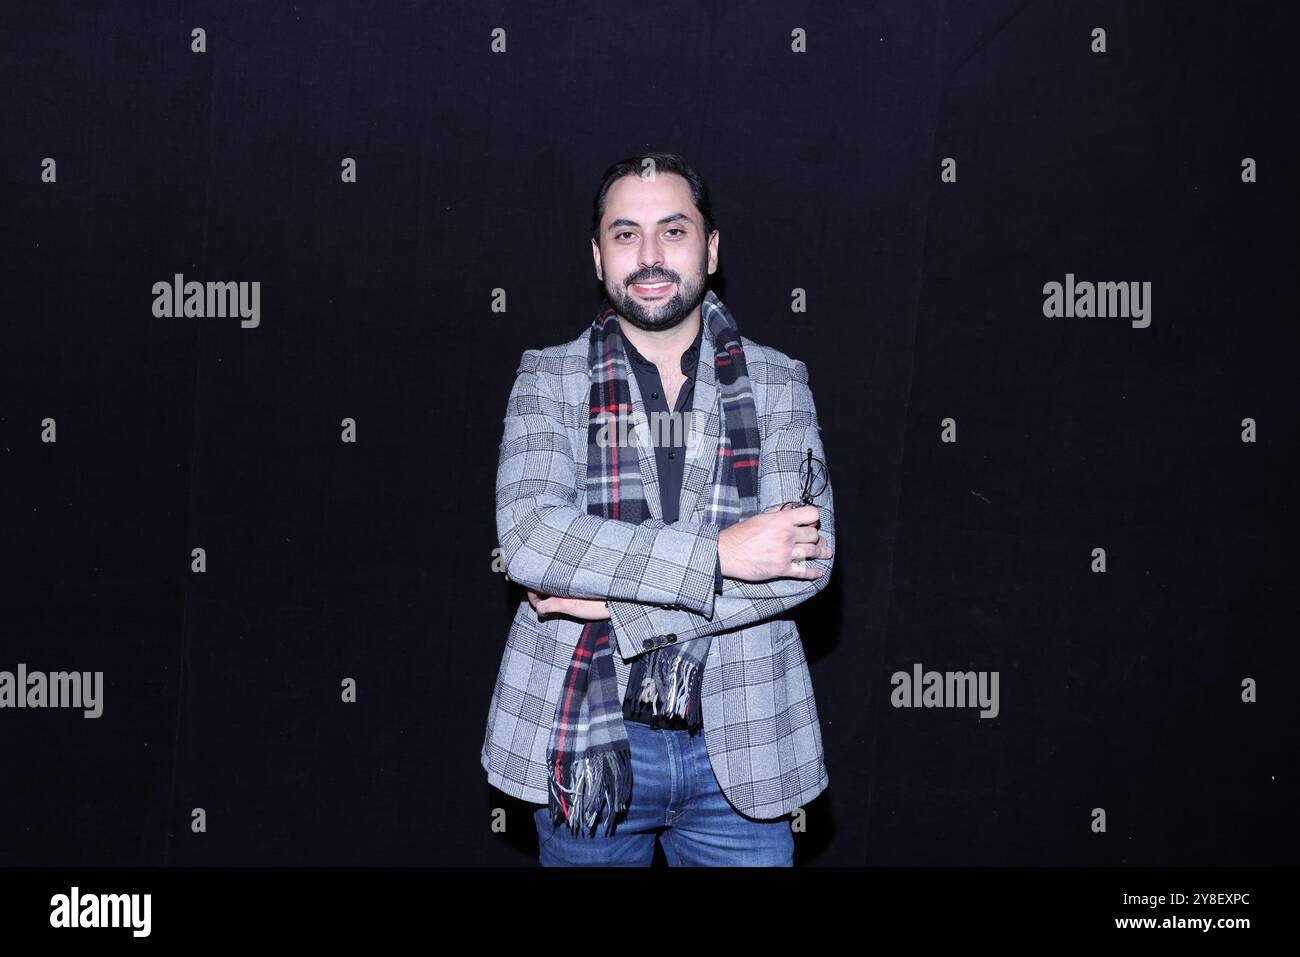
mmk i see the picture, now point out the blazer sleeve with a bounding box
[495,348,723,621]
[606,359,835,651]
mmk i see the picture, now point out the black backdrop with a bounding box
[2,1,1294,867]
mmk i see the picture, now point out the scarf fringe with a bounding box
[547,745,631,837]
[629,648,704,725]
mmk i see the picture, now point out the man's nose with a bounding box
[638,237,664,270]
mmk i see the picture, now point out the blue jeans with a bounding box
[533,719,794,866]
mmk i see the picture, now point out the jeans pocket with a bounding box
[534,806,558,846]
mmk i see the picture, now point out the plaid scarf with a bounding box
[545,290,762,835]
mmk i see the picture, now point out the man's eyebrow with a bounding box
[606,213,693,231]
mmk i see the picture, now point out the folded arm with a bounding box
[607,360,836,657]
[495,349,723,618]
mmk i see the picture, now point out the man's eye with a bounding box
[666,228,685,237]
[615,231,635,240]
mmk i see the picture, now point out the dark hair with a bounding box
[591,152,717,241]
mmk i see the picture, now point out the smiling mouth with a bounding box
[631,280,674,296]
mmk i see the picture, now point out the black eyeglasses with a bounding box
[777,447,828,510]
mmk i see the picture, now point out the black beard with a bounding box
[609,267,708,332]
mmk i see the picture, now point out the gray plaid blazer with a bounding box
[481,315,836,819]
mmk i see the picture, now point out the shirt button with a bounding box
[666,634,678,644]
[643,638,657,650]
[668,451,675,459]
[650,391,658,399]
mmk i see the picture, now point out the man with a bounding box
[481,152,836,866]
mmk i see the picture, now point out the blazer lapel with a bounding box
[678,317,722,523]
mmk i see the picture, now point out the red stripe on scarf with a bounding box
[551,625,610,816]
[717,447,759,469]
[605,350,621,519]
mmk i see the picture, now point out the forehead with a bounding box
[602,172,698,223]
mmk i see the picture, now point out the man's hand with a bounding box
[527,589,612,621]
[717,504,832,582]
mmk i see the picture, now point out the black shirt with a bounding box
[619,318,723,730]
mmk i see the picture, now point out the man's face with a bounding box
[591,171,718,332]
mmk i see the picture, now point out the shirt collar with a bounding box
[623,318,704,377]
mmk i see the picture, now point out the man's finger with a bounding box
[789,505,820,525]
[787,562,823,580]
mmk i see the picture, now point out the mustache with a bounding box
[627,273,677,284]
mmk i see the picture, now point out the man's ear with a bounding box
[591,237,603,280]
